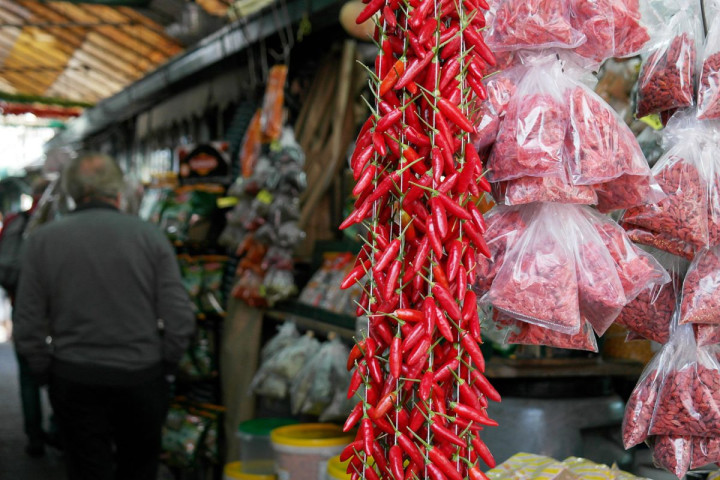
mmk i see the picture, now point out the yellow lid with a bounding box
[327,455,352,480]
[223,461,276,480]
[270,423,354,448]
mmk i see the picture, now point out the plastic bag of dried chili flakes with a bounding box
[697,0,720,120]
[487,60,572,183]
[636,8,702,118]
[472,65,524,152]
[648,326,720,437]
[484,0,586,52]
[569,0,650,67]
[497,175,598,206]
[648,435,693,479]
[681,245,720,325]
[494,309,598,352]
[474,205,527,295]
[487,203,627,335]
[615,248,686,345]
[623,130,720,253]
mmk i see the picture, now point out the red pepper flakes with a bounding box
[623,368,660,448]
[624,224,697,260]
[681,247,720,325]
[650,435,692,479]
[592,221,670,302]
[496,311,598,352]
[615,277,676,345]
[500,175,597,206]
[691,436,720,468]
[623,155,709,249]
[485,0,585,52]
[696,323,720,347]
[611,1,650,57]
[488,92,568,181]
[474,206,525,295]
[698,52,720,120]
[636,33,696,118]
[650,364,720,436]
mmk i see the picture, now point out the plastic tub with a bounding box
[224,461,276,480]
[270,423,353,480]
[326,455,351,480]
[238,418,299,474]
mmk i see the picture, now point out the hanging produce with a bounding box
[339,0,500,477]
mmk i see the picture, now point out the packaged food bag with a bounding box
[474,205,526,294]
[487,61,570,182]
[611,0,651,57]
[695,323,720,347]
[692,436,720,469]
[636,9,700,118]
[697,0,720,120]
[681,245,720,325]
[473,66,524,151]
[623,126,720,253]
[647,327,720,437]
[615,249,686,344]
[649,435,692,479]
[484,0,586,52]
[499,175,597,206]
[495,310,598,352]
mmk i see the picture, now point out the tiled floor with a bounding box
[0,340,66,479]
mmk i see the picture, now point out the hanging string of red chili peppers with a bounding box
[339,0,499,478]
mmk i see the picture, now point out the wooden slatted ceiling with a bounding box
[0,1,183,105]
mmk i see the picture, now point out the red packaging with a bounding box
[500,175,597,206]
[623,366,661,448]
[487,62,570,182]
[615,273,678,345]
[636,26,697,118]
[691,436,720,468]
[485,0,586,52]
[697,7,720,120]
[496,311,598,352]
[650,435,692,479]
[681,246,720,325]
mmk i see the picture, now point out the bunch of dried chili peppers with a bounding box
[339,0,501,477]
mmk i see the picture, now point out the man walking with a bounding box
[13,152,195,480]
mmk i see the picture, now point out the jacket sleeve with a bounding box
[12,234,51,375]
[155,235,195,366]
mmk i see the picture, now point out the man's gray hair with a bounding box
[62,152,125,202]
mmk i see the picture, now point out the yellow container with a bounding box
[270,424,353,480]
[326,455,352,480]
[224,461,276,480]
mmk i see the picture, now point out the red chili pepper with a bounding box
[355,0,384,24]
[432,283,462,322]
[409,0,433,29]
[396,52,434,90]
[440,35,461,59]
[397,433,425,468]
[419,370,434,402]
[343,401,364,432]
[430,197,448,239]
[346,454,364,477]
[469,465,490,480]
[341,259,370,289]
[378,39,394,80]
[438,172,459,195]
[381,5,397,30]
[460,330,484,368]
[454,415,484,432]
[375,414,396,435]
[437,97,475,133]
[368,356,383,385]
[360,417,375,456]
[459,379,482,411]
[406,335,431,366]
[356,290,369,317]
[409,402,427,431]
[406,125,431,147]
[372,441,391,476]
[428,446,462,480]
[365,465,381,480]
[401,321,426,354]
[404,460,421,480]
[407,31,427,58]
[347,362,367,399]
[394,308,424,323]
[463,28,496,66]
[340,439,363,462]
[376,109,403,133]
[467,202,487,234]
[409,236,430,275]
[467,74,488,101]
[427,463,448,480]
[380,59,405,96]
[463,221,490,258]
[432,147,445,184]
[455,265,467,299]
[431,422,465,448]
[351,144,374,180]
[445,240,461,283]
[352,164,377,198]
[463,290,480,336]
[371,391,397,420]
[371,317,395,347]
[385,259,402,299]
[421,296,435,335]
[471,435,496,468]
[470,369,501,403]
[431,263,449,292]
[418,18,438,46]
[389,444,404,480]
[452,402,498,426]
[433,358,459,383]
[347,340,365,371]
[439,55,461,91]
[372,238,400,276]
[434,306,454,342]
[427,219,444,258]
[396,406,410,432]
[387,336,402,380]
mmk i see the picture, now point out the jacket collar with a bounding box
[74,198,119,212]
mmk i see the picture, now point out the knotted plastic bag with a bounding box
[636,8,701,118]
[494,310,598,352]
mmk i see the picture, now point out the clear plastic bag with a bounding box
[487,60,571,182]
[261,322,299,362]
[472,66,523,151]
[623,126,719,252]
[474,206,526,295]
[681,245,720,325]
[649,435,692,479]
[697,0,720,120]
[691,436,720,469]
[695,323,720,347]
[615,249,686,344]
[496,310,598,352]
[484,0,586,52]
[636,9,700,118]
[251,331,321,398]
[499,175,598,206]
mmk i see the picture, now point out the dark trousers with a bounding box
[15,351,44,446]
[49,374,168,480]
